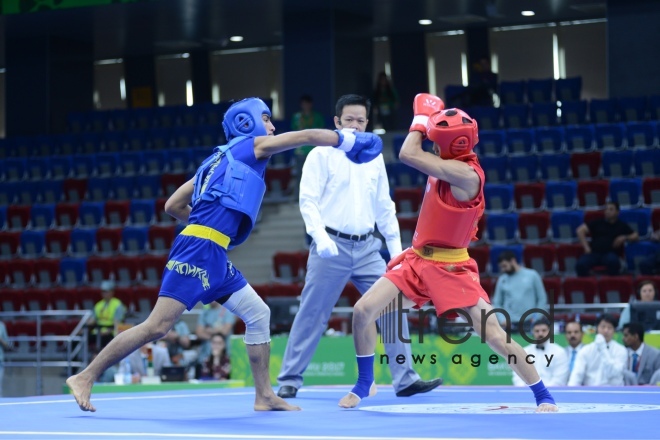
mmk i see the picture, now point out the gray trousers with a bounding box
[277,234,420,391]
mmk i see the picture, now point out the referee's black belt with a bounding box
[325,227,373,242]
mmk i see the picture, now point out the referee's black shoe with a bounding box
[395,378,443,397]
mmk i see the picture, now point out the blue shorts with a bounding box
[159,234,247,310]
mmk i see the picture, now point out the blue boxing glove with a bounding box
[334,128,383,164]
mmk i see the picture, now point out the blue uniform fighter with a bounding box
[67,97,383,413]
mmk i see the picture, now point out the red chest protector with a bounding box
[413,173,484,249]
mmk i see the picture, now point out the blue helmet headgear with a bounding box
[222,98,272,140]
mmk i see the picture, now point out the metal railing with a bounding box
[0,310,93,396]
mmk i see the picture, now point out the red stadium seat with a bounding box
[597,276,634,304]
[96,227,123,254]
[77,286,102,311]
[7,259,35,286]
[140,255,168,285]
[33,258,60,287]
[154,198,176,224]
[45,229,71,256]
[50,287,78,311]
[394,188,424,216]
[148,225,176,253]
[480,277,494,299]
[269,283,303,298]
[63,179,88,202]
[398,216,418,248]
[161,173,188,198]
[642,178,660,207]
[55,202,80,228]
[0,289,24,312]
[577,180,609,209]
[273,252,304,282]
[518,212,550,243]
[514,183,545,212]
[570,152,601,180]
[341,283,361,306]
[468,245,490,275]
[0,231,21,258]
[86,256,114,285]
[6,205,31,229]
[134,286,159,315]
[104,200,130,226]
[562,277,598,304]
[556,243,584,275]
[543,277,563,306]
[112,255,141,285]
[584,210,605,225]
[523,244,556,275]
[23,288,51,312]
[252,284,271,299]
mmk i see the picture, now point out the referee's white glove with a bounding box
[312,231,339,258]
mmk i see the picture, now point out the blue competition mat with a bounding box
[0,386,658,439]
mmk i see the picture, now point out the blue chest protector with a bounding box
[192,137,267,247]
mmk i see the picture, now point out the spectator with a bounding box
[639,229,660,275]
[162,318,193,367]
[512,319,569,386]
[126,342,172,382]
[564,321,585,375]
[88,280,126,350]
[0,320,10,397]
[89,351,117,384]
[622,322,660,386]
[469,57,498,107]
[290,94,327,174]
[195,302,236,363]
[568,314,627,386]
[576,202,638,276]
[492,251,549,331]
[196,333,231,381]
[618,280,658,331]
[372,72,399,130]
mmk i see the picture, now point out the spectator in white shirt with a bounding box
[622,322,660,386]
[513,319,569,386]
[277,94,441,399]
[568,314,627,386]
[564,321,585,375]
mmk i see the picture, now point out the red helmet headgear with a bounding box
[426,108,478,160]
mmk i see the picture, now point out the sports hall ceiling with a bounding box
[0,0,607,63]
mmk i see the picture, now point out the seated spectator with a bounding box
[492,251,548,331]
[90,351,117,384]
[568,314,627,386]
[162,318,193,367]
[290,94,326,173]
[88,280,126,350]
[512,319,569,386]
[195,301,236,363]
[622,322,660,386]
[564,321,585,375]
[618,280,658,330]
[126,342,172,382]
[196,333,231,381]
[372,72,399,130]
[639,229,660,275]
[576,202,638,276]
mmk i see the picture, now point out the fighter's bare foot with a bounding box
[254,394,301,411]
[536,403,559,413]
[66,374,96,412]
[338,382,377,408]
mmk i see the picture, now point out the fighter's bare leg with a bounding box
[249,343,301,411]
[464,298,558,413]
[66,297,186,412]
[339,277,415,408]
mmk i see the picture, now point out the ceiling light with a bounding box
[521,11,535,17]
[229,36,244,42]
[418,19,432,25]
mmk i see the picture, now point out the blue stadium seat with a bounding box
[118,152,144,176]
[135,175,162,199]
[619,209,652,239]
[625,242,660,273]
[95,153,120,177]
[192,146,213,168]
[15,182,41,205]
[59,257,87,286]
[4,159,26,181]
[144,151,169,175]
[534,127,564,154]
[26,158,50,181]
[88,110,112,133]
[499,81,525,105]
[555,77,582,103]
[484,184,514,213]
[125,129,149,151]
[527,78,553,103]
[626,122,656,149]
[30,204,56,230]
[20,230,46,257]
[103,132,125,152]
[564,125,595,152]
[0,183,16,206]
[131,108,155,130]
[71,155,96,178]
[130,199,155,225]
[67,112,87,133]
[38,179,62,205]
[486,213,518,244]
[269,150,296,168]
[560,100,588,125]
[468,106,501,130]
[79,202,105,228]
[70,229,97,256]
[530,102,558,127]
[551,211,584,242]
[502,104,529,128]
[50,156,73,180]
[509,156,538,182]
[506,129,535,155]
[149,127,172,150]
[650,96,660,121]
[545,181,577,210]
[475,130,506,156]
[198,126,223,147]
[391,135,406,158]
[87,178,112,202]
[110,110,129,132]
[34,135,55,157]
[609,178,643,208]
[111,176,136,200]
[56,134,79,156]
[539,154,571,181]
[634,149,660,177]
[602,151,634,178]
[0,206,6,229]
[386,163,425,188]
[489,245,524,274]
[79,133,102,154]
[594,123,626,150]
[172,126,197,149]
[167,150,193,173]
[122,226,149,254]
[480,157,508,183]
[617,97,647,122]
[589,99,617,124]
[155,106,182,128]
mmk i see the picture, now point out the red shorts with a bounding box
[383,248,490,316]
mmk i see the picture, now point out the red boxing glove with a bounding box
[409,93,445,136]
